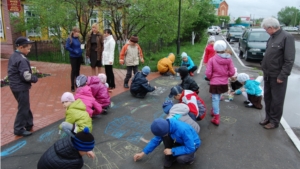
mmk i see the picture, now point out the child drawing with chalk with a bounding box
[59,92,92,137]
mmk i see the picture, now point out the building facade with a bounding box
[1,0,15,59]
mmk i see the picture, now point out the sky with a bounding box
[225,0,300,19]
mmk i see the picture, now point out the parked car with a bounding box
[207,26,221,35]
[238,28,270,61]
[282,26,299,31]
[226,27,244,42]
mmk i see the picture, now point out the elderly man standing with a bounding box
[260,17,295,129]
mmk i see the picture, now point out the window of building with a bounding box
[0,7,4,38]
[90,11,98,26]
[103,11,111,29]
[24,5,41,37]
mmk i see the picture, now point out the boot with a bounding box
[210,108,214,117]
[211,114,220,126]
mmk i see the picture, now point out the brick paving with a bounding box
[0,59,160,146]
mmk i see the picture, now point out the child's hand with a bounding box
[140,58,144,63]
[133,152,145,161]
[164,148,172,155]
[119,60,124,65]
[154,86,157,89]
[86,151,95,159]
[241,88,245,92]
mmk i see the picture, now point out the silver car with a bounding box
[226,27,244,42]
[207,26,221,35]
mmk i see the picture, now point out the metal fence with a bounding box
[27,39,174,66]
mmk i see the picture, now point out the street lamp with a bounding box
[220,18,225,29]
[176,0,182,66]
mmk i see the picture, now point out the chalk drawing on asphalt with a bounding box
[131,104,150,114]
[108,141,142,160]
[226,104,238,109]
[149,86,168,96]
[154,79,179,86]
[105,116,151,143]
[0,140,26,157]
[84,146,119,169]
[220,116,237,124]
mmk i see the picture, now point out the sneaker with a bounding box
[164,158,175,168]
[14,130,32,137]
[25,125,33,131]
[188,160,194,165]
[189,72,194,76]
[71,86,75,92]
[243,101,250,104]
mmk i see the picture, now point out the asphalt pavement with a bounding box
[1,42,300,169]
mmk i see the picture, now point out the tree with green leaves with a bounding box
[235,17,242,24]
[278,6,300,26]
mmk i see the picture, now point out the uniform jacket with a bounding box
[203,44,215,64]
[261,28,295,80]
[143,118,201,156]
[86,31,104,61]
[37,137,83,169]
[119,43,144,66]
[62,99,92,133]
[8,51,37,92]
[87,76,110,108]
[181,56,195,71]
[130,72,155,94]
[157,53,176,75]
[179,67,199,92]
[65,37,83,58]
[75,85,102,117]
[167,103,200,133]
[179,90,206,120]
[102,35,116,65]
[236,80,262,96]
[205,53,235,85]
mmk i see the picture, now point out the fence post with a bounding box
[35,41,38,61]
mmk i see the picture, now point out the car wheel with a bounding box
[226,38,230,42]
[244,51,250,61]
[239,50,244,58]
[216,33,219,35]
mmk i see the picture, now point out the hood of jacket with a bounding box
[75,86,94,98]
[68,99,86,112]
[168,53,175,63]
[169,103,189,117]
[214,53,232,65]
[88,76,100,85]
[179,67,189,78]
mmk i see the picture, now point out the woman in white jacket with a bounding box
[102,29,116,89]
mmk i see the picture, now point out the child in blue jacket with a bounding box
[133,118,200,168]
[180,52,198,76]
[233,73,263,109]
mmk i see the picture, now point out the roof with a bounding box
[211,0,223,8]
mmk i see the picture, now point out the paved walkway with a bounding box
[0,59,160,146]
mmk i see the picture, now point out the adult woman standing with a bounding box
[65,27,83,92]
[86,23,104,76]
[102,29,116,89]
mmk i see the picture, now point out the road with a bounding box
[216,34,300,138]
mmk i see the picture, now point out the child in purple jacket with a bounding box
[87,73,111,114]
[75,75,103,117]
[205,40,235,126]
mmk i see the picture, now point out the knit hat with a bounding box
[168,85,183,98]
[213,40,227,52]
[130,36,138,43]
[76,75,87,87]
[178,66,189,78]
[72,127,95,151]
[61,92,75,102]
[142,66,150,76]
[151,118,169,137]
[181,52,188,58]
[237,73,250,83]
[169,103,189,115]
[98,73,107,84]
[207,36,215,43]
[15,37,34,47]
[162,100,174,114]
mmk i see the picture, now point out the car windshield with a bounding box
[248,32,270,42]
[229,27,243,32]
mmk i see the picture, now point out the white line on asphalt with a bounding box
[280,118,300,152]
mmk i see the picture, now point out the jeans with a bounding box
[12,90,33,134]
[61,122,76,137]
[124,66,138,84]
[105,65,115,88]
[212,94,221,115]
[70,57,82,88]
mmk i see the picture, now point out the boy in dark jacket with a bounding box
[37,127,95,169]
[8,37,38,137]
[178,66,199,94]
[130,66,156,98]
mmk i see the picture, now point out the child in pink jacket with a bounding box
[205,40,235,126]
[75,75,102,117]
[87,74,111,114]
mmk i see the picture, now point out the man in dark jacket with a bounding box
[37,127,95,169]
[260,17,295,129]
[8,37,38,137]
[130,66,156,98]
[178,66,199,94]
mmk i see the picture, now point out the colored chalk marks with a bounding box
[0,140,26,157]
[105,116,151,143]
[220,116,237,124]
